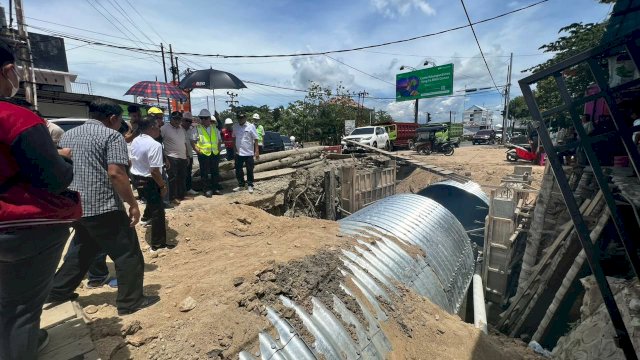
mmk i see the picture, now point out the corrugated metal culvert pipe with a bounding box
[239,194,476,360]
[417,180,490,246]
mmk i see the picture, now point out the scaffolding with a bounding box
[519,29,640,359]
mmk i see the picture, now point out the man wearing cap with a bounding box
[222,118,235,161]
[146,107,173,208]
[192,109,222,197]
[0,40,82,358]
[252,113,265,153]
[233,113,259,193]
[161,112,189,204]
[181,112,198,195]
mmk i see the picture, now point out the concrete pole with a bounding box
[414,99,419,124]
[473,274,488,334]
[502,53,513,142]
[14,0,37,108]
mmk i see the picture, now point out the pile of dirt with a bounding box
[74,196,541,360]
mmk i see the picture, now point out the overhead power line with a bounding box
[324,54,396,86]
[459,0,501,94]
[37,0,548,59]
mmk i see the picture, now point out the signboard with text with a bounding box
[396,63,454,102]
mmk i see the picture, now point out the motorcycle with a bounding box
[414,126,455,156]
[506,144,537,162]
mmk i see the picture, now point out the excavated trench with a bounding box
[237,180,492,360]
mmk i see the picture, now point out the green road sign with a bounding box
[396,63,454,101]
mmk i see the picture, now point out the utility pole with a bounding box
[356,90,369,124]
[160,43,171,114]
[14,0,37,108]
[502,52,513,142]
[414,99,419,124]
[169,44,176,83]
[226,91,239,110]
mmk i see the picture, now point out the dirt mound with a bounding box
[73,196,540,359]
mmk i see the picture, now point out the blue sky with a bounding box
[15,0,614,123]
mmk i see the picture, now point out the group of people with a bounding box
[0,34,267,358]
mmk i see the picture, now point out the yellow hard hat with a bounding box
[148,107,163,115]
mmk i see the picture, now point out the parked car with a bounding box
[341,126,390,152]
[49,118,88,132]
[281,135,294,150]
[472,129,496,145]
[262,131,285,153]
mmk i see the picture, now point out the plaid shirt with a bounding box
[59,119,129,217]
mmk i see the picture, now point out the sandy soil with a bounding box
[396,145,544,192]
[71,192,540,359]
[60,146,546,359]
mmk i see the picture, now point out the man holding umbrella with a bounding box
[191,109,222,197]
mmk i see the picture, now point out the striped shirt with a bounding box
[59,119,129,217]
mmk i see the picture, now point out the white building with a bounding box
[462,105,492,129]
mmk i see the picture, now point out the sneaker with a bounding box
[107,278,118,288]
[186,189,198,195]
[117,295,160,316]
[248,186,254,194]
[232,186,243,192]
[86,277,109,289]
[212,190,223,196]
[38,330,49,352]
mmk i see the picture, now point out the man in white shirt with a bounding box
[232,113,260,193]
[130,116,171,251]
[161,112,189,204]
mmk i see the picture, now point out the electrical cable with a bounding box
[324,54,396,86]
[37,0,548,59]
[459,0,501,94]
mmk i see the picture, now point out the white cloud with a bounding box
[371,0,436,18]
[289,56,356,90]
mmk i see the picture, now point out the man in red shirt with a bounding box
[222,118,235,161]
[0,40,81,359]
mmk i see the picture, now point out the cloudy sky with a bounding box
[17,0,613,123]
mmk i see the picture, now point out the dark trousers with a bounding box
[48,211,144,312]
[134,176,166,248]
[198,154,220,191]
[167,156,187,200]
[235,155,255,187]
[186,157,194,190]
[225,147,235,162]
[65,239,109,283]
[0,224,69,360]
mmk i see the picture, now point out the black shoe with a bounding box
[204,190,213,198]
[44,292,79,308]
[38,330,49,352]
[212,190,222,196]
[118,295,160,316]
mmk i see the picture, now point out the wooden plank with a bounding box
[41,301,76,330]
[39,318,94,360]
[497,200,592,329]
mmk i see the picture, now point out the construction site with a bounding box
[23,1,640,360]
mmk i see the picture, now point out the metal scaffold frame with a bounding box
[519,29,640,359]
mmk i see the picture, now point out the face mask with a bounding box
[6,67,20,98]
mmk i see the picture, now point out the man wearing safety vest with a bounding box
[252,113,265,153]
[191,109,222,197]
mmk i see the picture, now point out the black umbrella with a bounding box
[178,68,247,111]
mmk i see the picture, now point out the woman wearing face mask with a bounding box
[0,40,82,359]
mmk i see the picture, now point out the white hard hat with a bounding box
[252,113,260,120]
[224,118,233,125]
[290,136,296,142]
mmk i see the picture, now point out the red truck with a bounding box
[380,122,419,150]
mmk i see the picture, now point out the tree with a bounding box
[374,109,393,124]
[508,95,531,120]
[523,21,607,127]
